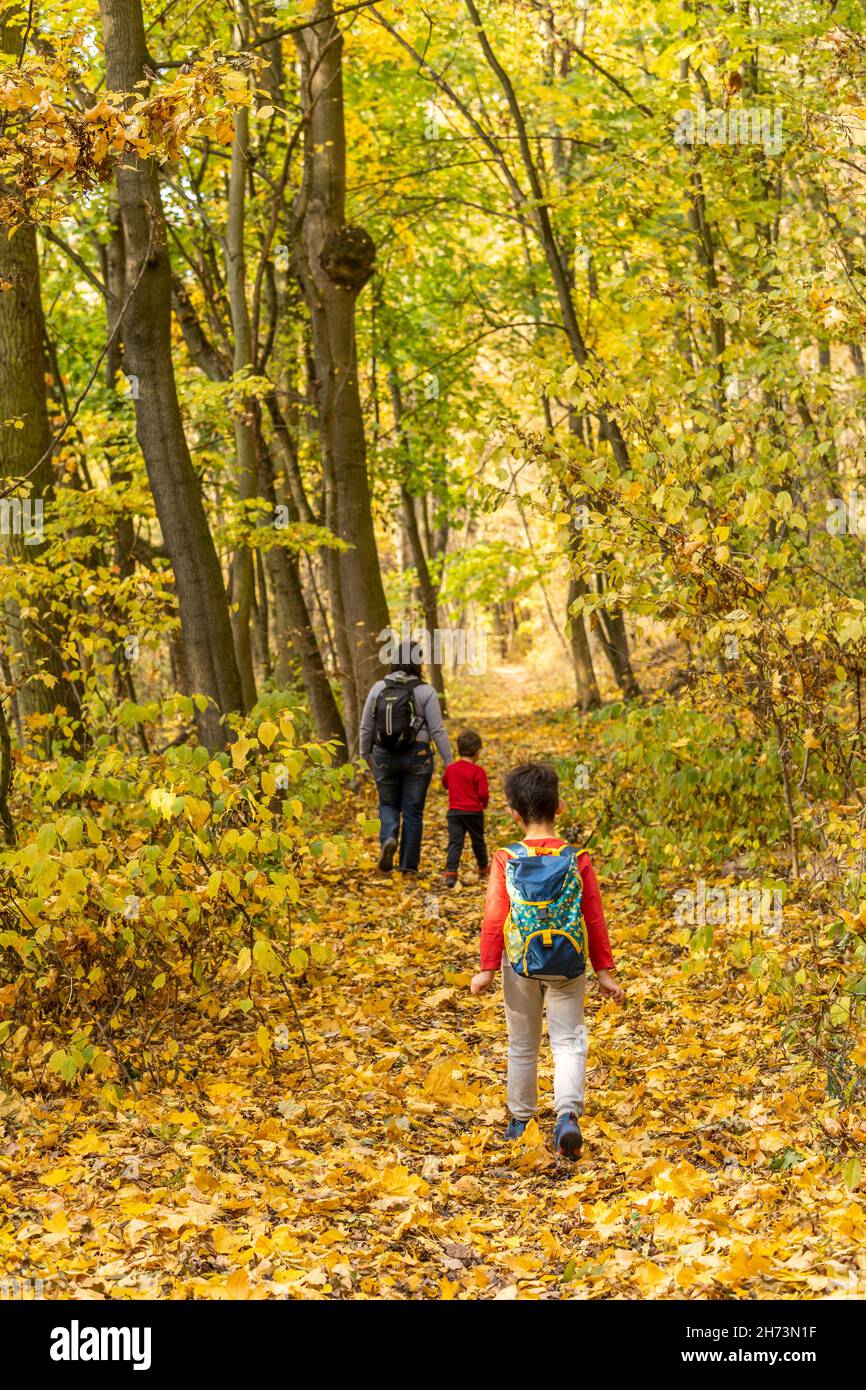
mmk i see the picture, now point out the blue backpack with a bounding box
[502,842,587,979]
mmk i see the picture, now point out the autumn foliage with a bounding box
[2,0,866,1302]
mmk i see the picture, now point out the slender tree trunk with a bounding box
[492,604,508,660]
[401,487,446,703]
[98,0,244,748]
[293,4,390,715]
[98,192,148,742]
[0,14,79,731]
[102,194,136,578]
[254,549,271,683]
[0,43,49,491]
[0,691,15,843]
[0,193,54,718]
[387,368,445,701]
[602,611,640,699]
[593,576,640,699]
[687,165,726,412]
[566,575,601,712]
[264,389,317,526]
[225,27,258,710]
[257,424,347,757]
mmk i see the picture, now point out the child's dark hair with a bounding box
[457,729,483,758]
[503,762,559,824]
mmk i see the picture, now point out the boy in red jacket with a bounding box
[470,762,624,1157]
[442,730,489,886]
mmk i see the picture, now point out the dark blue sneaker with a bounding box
[505,1117,528,1141]
[554,1112,583,1158]
[378,837,397,872]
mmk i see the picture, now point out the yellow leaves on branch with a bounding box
[257,720,278,750]
[0,48,262,223]
[0,688,352,1094]
[839,900,866,936]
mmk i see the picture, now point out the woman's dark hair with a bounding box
[457,729,483,758]
[389,639,423,680]
[503,762,559,823]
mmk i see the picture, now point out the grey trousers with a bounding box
[501,952,588,1119]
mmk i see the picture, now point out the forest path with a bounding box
[3,669,865,1299]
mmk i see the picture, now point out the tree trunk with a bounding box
[0,219,49,476]
[257,424,348,757]
[101,194,137,578]
[293,4,390,715]
[98,0,244,748]
[97,192,148,735]
[224,26,258,710]
[253,548,271,684]
[0,190,53,718]
[0,15,79,731]
[566,576,601,712]
[593,578,640,699]
[401,486,446,703]
[321,487,360,753]
[0,688,15,843]
[387,368,445,701]
[168,627,192,697]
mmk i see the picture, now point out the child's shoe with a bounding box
[378,837,397,872]
[504,1117,528,1141]
[553,1112,583,1158]
[442,871,458,888]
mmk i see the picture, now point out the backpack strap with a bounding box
[502,841,582,859]
[398,675,423,738]
[370,676,393,717]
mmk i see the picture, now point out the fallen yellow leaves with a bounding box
[1,696,865,1300]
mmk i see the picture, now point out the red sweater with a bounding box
[443,759,489,813]
[479,838,615,973]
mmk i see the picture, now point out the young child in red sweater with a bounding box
[442,729,489,886]
[470,761,624,1157]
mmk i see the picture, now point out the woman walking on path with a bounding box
[360,642,452,873]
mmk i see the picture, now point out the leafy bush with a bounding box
[0,706,359,1096]
[557,697,795,901]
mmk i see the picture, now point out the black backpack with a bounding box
[373,674,424,751]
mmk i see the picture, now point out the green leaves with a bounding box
[48,1040,96,1084]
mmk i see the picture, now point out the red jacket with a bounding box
[442,759,489,813]
[479,838,615,973]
